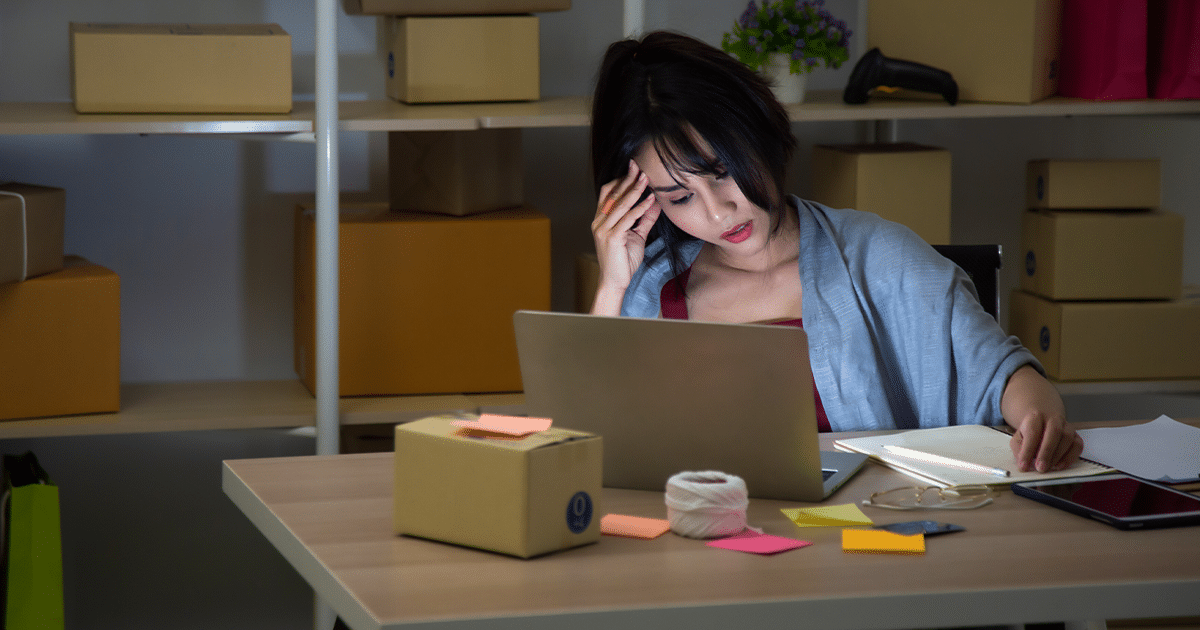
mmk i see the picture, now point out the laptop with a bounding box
[512,310,868,502]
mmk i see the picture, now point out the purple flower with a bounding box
[763,29,774,41]
[795,39,806,50]
[739,1,758,28]
[806,25,817,36]
[827,26,839,38]
[791,49,803,61]
[788,23,800,37]
[748,35,758,46]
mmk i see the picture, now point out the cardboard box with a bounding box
[1009,289,1200,382]
[294,203,550,396]
[1,183,65,285]
[867,0,1062,104]
[344,0,569,15]
[70,23,292,114]
[575,252,600,314]
[393,415,602,558]
[389,128,523,216]
[387,16,539,104]
[1027,159,1161,210]
[811,143,952,244]
[0,257,120,421]
[1021,209,1184,300]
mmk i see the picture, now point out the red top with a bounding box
[660,268,832,432]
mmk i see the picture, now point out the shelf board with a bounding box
[0,380,495,440]
[0,101,314,135]
[1053,379,1200,397]
[6,93,1199,135]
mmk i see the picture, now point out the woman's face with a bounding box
[632,140,773,256]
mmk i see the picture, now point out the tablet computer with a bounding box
[1012,473,1200,530]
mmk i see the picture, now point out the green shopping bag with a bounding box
[2,452,64,630]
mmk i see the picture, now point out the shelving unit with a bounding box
[3,91,1199,443]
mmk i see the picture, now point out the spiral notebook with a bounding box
[833,424,1111,488]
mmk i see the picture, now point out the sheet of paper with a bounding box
[706,531,811,555]
[842,529,925,554]
[1078,415,1200,483]
[781,503,874,527]
[450,413,552,437]
[600,514,671,539]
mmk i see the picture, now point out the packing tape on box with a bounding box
[0,191,28,281]
[664,471,759,539]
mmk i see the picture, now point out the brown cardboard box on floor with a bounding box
[0,256,120,421]
[867,0,1062,104]
[344,0,569,14]
[394,415,602,558]
[70,22,292,114]
[1026,159,1161,210]
[1,183,65,285]
[386,15,539,104]
[294,203,550,396]
[811,143,952,244]
[1020,209,1184,301]
[389,128,523,216]
[1009,289,1200,382]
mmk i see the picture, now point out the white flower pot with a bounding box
[763,53,808,104]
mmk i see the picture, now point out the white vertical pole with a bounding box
[314,0,340,459]
[314,0,340,626]
[623,0,645,39]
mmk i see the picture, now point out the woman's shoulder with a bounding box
[795,197,936,267]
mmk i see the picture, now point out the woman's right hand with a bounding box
[590,159,662,315]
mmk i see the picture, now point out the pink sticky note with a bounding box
[600,514,672,539]
[450,413,552,436]
[706,531,812,555]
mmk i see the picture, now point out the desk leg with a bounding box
[315,594,337,630]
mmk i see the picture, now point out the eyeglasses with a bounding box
[862,485,998,511]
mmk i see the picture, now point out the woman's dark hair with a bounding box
[590,30,797,276]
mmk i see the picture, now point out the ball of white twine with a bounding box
[664,471,753,539]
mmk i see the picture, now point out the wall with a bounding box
[1,1,1198,629]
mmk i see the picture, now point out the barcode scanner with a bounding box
[843,47,959,106]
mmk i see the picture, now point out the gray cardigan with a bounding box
[620,197,1039,431]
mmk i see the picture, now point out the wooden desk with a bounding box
[222,424,1200,630]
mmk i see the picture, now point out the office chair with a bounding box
[932,244,1002,321]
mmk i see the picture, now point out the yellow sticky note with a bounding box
[781,503,874,527]
[842,529,926,554]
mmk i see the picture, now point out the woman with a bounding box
[588,31,1082,473]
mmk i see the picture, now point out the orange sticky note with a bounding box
[600,514,671,539]
[450,413,552,436]
[842,528,925,555]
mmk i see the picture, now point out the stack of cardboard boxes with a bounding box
[0,184,120,421]
[1010,159,1199,382]
[295,1,570,400]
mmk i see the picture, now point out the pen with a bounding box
[883,445,1011,478]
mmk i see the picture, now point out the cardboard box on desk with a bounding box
[393,415,602,558]
[1021,209,1184,301]
[1,183,65,285]
[390,128,523,216]
[1009,289,1200,382]
[344,0,569,15]
[1027,159,1161,210]
[867,0,1062,104]
[70,22,292,114]
[386,16,539,104]
[811,143,952,244]
[0,256,120,421]
[293,203,550,396]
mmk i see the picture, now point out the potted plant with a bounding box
[721,0,853,102]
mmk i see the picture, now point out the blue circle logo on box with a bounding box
[1025,251,1036,277]
[566,491,593,534]
[387,52,394,79]
[1036,175,1046,201]
[1039,326,1051,352]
